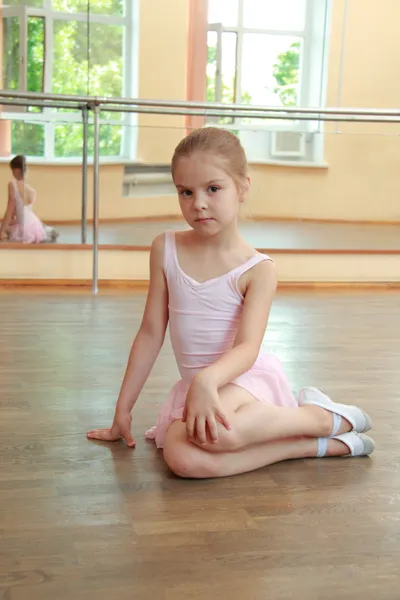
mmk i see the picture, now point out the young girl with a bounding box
[87,127,375,479]
[0,155,58,243]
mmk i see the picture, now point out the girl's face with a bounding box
[173,152,248,236]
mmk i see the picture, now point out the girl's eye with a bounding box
[208,186,220,194]
[179,190,192,198]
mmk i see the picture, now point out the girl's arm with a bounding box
[87,234,169,445]
[115,233,169,415]
[0,183,16,238]
[198,260,277,389]
[27,188,36,205]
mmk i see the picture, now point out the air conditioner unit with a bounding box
[270,131,306,158]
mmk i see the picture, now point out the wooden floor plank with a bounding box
[0,288,399,599]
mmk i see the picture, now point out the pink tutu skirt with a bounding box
[145,352,298,448]
[9,213,46,244]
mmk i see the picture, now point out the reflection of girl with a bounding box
[0,155,58,243]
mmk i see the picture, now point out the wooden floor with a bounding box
[1,288,399,599]
[52,218,400,250]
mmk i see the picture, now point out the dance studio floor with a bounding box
[0,287,399,599]
[54,218,400,250]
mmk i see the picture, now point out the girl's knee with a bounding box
[163,435,222,479]
[191,425,242,453]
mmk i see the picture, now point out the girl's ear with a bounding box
[239,176,251,203]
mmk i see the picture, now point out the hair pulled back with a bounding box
[171,127,248,190]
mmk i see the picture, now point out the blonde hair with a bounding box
[171,127,248,190]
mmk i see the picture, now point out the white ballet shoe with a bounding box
[298,386,372,436]
[317,432,375,458]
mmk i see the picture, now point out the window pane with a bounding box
[206,31,217,103]
[27,18,44,93]
[219,32,237,124]
[51,0,87,12]
[51,0,124,16]
[2,17,20,90]
[243,0,306,31]
[208,0,239,26]
[54,124,122,158]
[88,23,123,97]
[5,0,43,7]
[206,31,237,123]
[53,20,89,97]
[101,110,123,121]
[221,32,236,104]
[241,35,302,107]
[53,21,123,98]
[54,124,83,158]
[27,17,45,113]
[11,122,45,157]
[98,124,122,157]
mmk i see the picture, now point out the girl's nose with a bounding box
[193,192,208,211]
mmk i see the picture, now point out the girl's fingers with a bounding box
[195,417,207,445]
[87,428,120,442]
[216,410,232,431]
[186,415,196,440]
[206,416,219,443]
[122,429,136,447]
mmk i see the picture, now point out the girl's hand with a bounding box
[87,411,136,447]
[182,375,231,444]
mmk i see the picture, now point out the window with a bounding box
[1,0,136,160]
[207,0,331,163]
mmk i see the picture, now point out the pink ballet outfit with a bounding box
[8,179,46,244]
[145,231,298,448]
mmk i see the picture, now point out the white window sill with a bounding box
[249,160,328,169]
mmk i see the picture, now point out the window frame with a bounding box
[1,0,137,161]
[206,0,332,164]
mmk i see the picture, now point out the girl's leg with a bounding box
[163,420,350,479]
[190,384,352,453]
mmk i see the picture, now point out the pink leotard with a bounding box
[145,231,298,448]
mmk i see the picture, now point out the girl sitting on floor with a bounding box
[0,155,58,243]
[87,127,375,479]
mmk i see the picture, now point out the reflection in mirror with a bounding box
[0,0,400,252]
